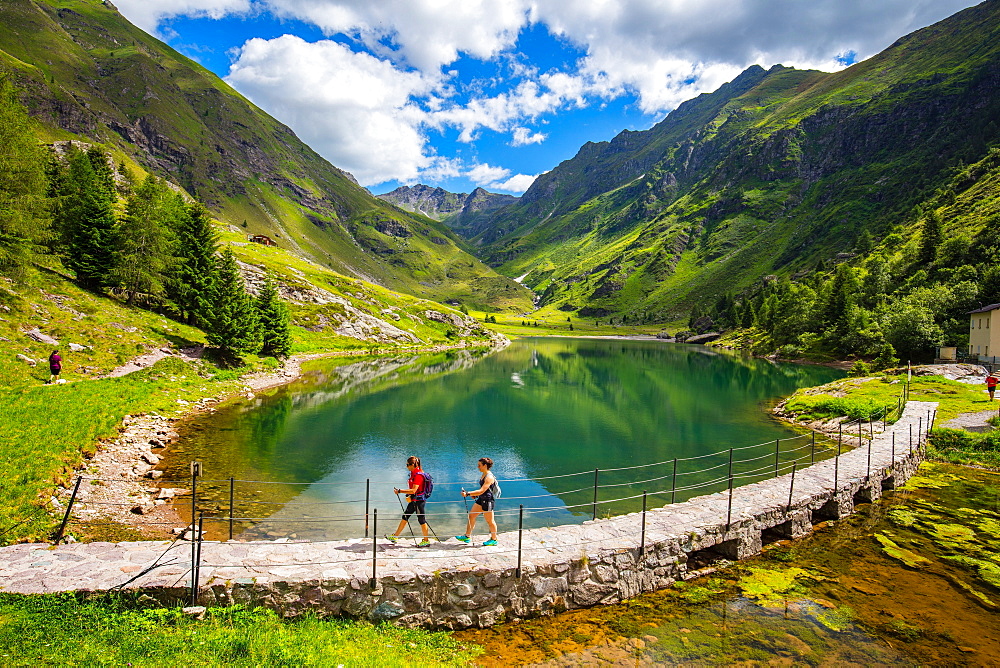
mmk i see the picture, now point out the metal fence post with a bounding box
[835,433,841,492]
[516,505,524,578]
[867,432,872,479]
[190,462,200,583]
[786,462,797,513]
[591,469,599,520]
[640,491,647,559]
[365,479,370,538]
[228,477,235,541]
[53,475,82,544]
[892,432,896,462]
[370,509,378,589]
[670,458,677,504]
[726,475,734,531]
[191,511,204,605]
[918,417,923,449]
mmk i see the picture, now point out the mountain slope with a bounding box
[472,0,1000,319]
[0,0,531,311]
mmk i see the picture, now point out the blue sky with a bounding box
[115,0,977,196]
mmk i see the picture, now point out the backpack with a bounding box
[418,472,434,500]
[489,478,501,499]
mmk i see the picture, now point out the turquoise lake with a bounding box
[163,338,843,540]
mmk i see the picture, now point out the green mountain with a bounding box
[0,0,531,312]
[473,1,1000,320]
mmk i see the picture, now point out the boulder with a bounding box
[23,328,58,345]
[15,354,37,367]
[68,342,87,352]
[686,332,721,344]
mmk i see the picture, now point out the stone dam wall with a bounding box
[0,401,936,629]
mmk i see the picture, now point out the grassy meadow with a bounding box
[0,593,480,667]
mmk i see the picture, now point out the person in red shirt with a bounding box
[987,373,999,401]
[386,456,430,546]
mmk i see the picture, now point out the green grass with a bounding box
[0,594,480,666]
[0,357,242,543]
[782,372,1000,467]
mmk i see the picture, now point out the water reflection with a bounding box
[164,339,842,540]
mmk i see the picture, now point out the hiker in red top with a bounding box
[386,456,430,546]
[987,372,999,400]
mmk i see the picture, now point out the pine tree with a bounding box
[917,210,943,266]
[61,147,117,289]
[256,274,291,358]
[113,176,178,304]
[207,248,260,356]
[169,202,217,327]
[0,77,50,279]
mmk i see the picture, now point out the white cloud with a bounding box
[511,127,546,146]
[114,0,252,34]
[489,173,537,193]
[265,0,531,73]
[225,35,437,185]
[466,163,511,185]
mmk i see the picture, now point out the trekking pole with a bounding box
[395,491,418,543]
[461,488,472,545]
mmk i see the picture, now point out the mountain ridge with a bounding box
[468,0,1000,319]
[0,0,532,312]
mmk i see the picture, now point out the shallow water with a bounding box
[457,463,1000,666]
[162,339,840,540]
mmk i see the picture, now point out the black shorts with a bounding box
[402,498,427,525]
[474,493,495,512]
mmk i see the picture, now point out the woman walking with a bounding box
[386,456,431,547]
[47,349,62,384]
[457,457,498,546]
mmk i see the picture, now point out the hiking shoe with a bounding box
[417,539,431,547]
[455,535,470,543]
[483,538,498,547]
[385,534,398,543]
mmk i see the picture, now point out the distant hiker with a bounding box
[47,349,62,384]
[457,457,499,546]
[987,372,999,400]
[386,456,430,547]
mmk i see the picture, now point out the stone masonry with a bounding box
[0,402,936,629]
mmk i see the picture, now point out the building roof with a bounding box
[969,303,1000,314]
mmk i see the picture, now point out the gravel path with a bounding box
[943,407,999,433]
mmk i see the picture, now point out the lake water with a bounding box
[163,338,842,540]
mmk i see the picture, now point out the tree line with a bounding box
[692,168,1000,368]
[0,77,290,359]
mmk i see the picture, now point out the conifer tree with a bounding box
[113,176,178,304]
[256,274,291,358]
[208,248,260,356]
[917,210,943,266]
[170,202,217,327]
[0,77,50,278]
[61,147,117,289]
